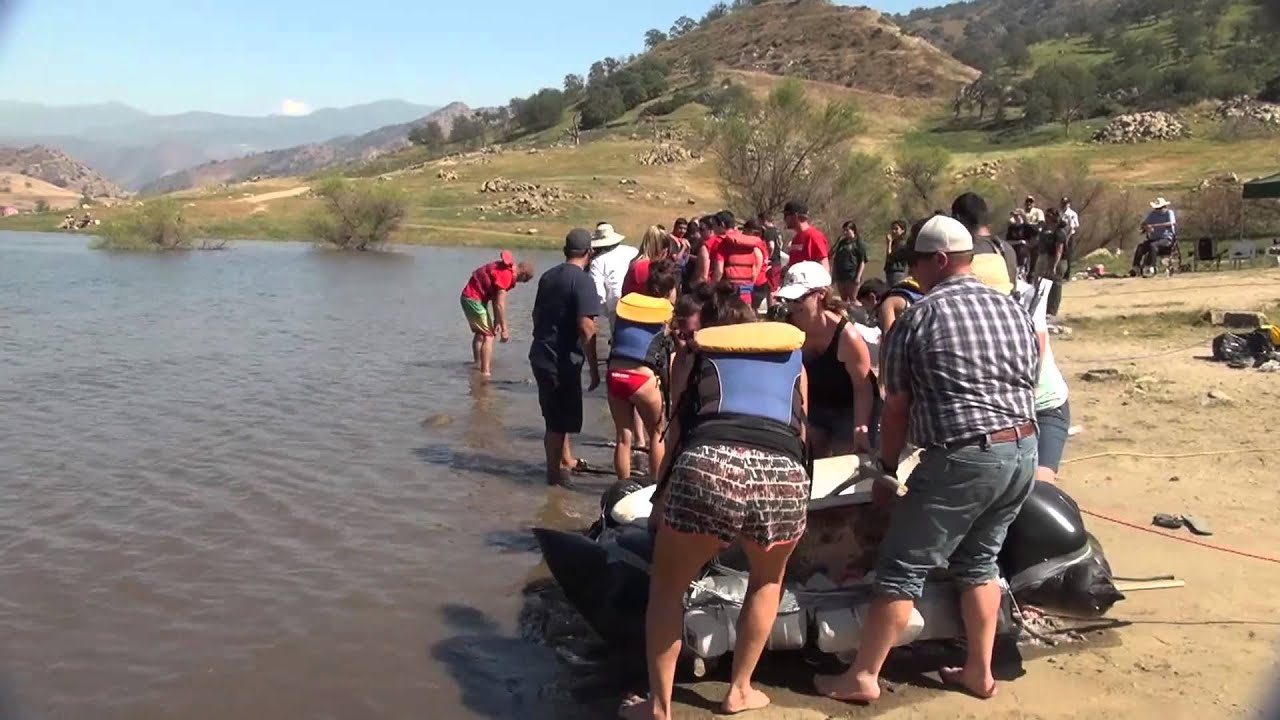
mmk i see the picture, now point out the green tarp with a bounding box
[1243,172,1280,200]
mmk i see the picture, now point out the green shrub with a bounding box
[93,199,193,251]
[307,177,407,251]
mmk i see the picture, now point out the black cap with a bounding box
[564,228,592,255]
[783,200,808,216]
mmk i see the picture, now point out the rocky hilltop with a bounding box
[651,0,978,97]
[0,145,127,198]
[141,103,473,195]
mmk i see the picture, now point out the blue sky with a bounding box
[0,0,941,116]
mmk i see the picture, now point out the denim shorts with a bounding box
[1036,400,1071,473]
[873,438,1037,600]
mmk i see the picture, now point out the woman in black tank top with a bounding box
[781,275,877,457]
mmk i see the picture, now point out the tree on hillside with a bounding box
[1172,13,1211,58]
[588,60,610,86]
[670,16,697,37]
[1032,62,1097,136]
[516,88,567,132]
[701,2,730,26]
[449,115,485,148]
[408,121,445,149]
[563,73,585,96]
[893,145,952,220]
[702,79,864,218]
[1000,33,1032,71]
[579,86,627,129]
[644,29,668,50]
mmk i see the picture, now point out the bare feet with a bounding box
[722,685,770,714]
[813,670,881,704]
[618,694,660,720]
[938,666,997,699]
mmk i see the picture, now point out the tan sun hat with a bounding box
[592,223,626,248]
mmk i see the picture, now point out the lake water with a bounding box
[0,232,620,719]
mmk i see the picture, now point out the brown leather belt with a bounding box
[946,421,1037,449]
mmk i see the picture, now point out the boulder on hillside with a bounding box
[1214,96,1280,126]
[1092,112,1188,144]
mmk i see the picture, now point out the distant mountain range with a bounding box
[0,99,437,189]
[139,102,474,195]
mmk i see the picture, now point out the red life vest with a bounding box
[719,231,764,303]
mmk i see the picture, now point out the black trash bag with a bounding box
[1212,332,1251,363]
[999,483,1125,616]
[1011,534,1126,616]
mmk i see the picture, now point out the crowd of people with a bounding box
[457,191,1076,719]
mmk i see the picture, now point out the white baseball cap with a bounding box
[774,261,832,301]
[911,215,973,254]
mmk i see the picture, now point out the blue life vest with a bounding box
[886,279,924,305]
[678,323,808,466]
[611,317,665,364]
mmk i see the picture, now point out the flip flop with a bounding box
[617,694,649,719]
[938,667,997,700]
[1182,514,1213,536]
[570,459,613,476]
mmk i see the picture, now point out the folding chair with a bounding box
[1193,237,1227,271]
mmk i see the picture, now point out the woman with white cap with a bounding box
[777,261,877,455]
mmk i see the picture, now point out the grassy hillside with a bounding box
[4,0,1278,248]
[648,0,978,98]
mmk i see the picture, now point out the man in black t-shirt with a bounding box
[529,228,602,485]
[952,192,1017,289]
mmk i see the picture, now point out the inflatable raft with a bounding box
[533,453,1124,669]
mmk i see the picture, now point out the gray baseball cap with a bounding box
[564,228,593,255]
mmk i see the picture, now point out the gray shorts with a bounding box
[873,438,1037,600]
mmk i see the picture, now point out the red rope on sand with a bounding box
[1081,507,1280,566]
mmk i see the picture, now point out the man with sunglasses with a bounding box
[816,215,1039,705]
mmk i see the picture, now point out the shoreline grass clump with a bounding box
[92,199,194,251]
[307,176,408,252]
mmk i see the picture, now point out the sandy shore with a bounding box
[664,269,1280,719]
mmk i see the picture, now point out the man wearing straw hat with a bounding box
[1131,197,1177,276]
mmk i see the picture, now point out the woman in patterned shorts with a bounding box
[621,281,811,720]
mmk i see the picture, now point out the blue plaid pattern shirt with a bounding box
[882,273,1039,447]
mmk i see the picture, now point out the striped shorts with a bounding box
[664,443,809,548]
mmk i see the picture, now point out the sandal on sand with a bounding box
[570,458,612,476]
[938,668,997,700]
[617,694,650,719]
[1182,514,1213,536]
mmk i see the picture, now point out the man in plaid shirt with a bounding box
[817,215,1039,703]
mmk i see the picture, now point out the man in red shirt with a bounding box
[711,211,767,306]
[460,250,535,376]
[784,200,830,274]
[696,214,724,284]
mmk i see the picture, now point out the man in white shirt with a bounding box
[1059,197,1080,279]
[588,222,639,324]
[1059,197,1080,238]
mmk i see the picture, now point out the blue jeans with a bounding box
[873,438,1037,599]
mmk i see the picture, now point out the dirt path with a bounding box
[234,186,309,204]
[670,269,1280,719]
[1061,267,1280,319]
